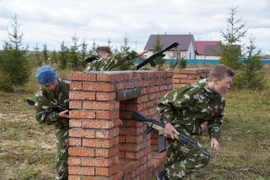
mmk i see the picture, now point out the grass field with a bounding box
[0,64,270,180]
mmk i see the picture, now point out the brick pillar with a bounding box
[68,71,172,180]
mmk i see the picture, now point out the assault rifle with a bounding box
[132,41,179,70]
[26,98,69,115]
[130,111,212,158]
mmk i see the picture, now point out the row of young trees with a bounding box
[218,4,265,90]
[0,5,266,92]
[0,14,137,92]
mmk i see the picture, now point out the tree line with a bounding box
[0,4,266,92]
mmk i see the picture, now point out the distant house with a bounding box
[144,34,197,59]
[195,41,221,59]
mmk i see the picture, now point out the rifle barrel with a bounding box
[133,41,179,70]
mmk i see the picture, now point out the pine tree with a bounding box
[0,14,31,91]
[153,35,164,70]
[58,41,69,70]
[233,37,265,90]
[69,33,80,70]
[218,4,247,70]
[89,39,96,55]
[50,50,58,65]
[33,43,43,67]
[115,34,135,70]
[79,38,88,68]
[42,44,49,63]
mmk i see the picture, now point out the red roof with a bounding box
[195,41,220,55]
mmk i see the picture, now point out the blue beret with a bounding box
[35,65,56,85]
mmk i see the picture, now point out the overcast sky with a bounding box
[0,0,269,55]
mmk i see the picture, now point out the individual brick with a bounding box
[126,104,144,111]
[96,110,119,120]
[83,83,115,92]
[97,73,118,82]
[173,84,185,89]
[68,167,95,176]
[119,127,142,136]
[119,144,141,151]
[69,138,82,146]
[173,79,181,84]
[82,120,115,129]
[134,80,142,88]
[69,129,95,138]
[82,155,118,167]
[174,74,188,79]
[173,69,181,74]
[96,146,119,158]
[126,120,143,128]
[95,164,118,176]
[125,135,143,144]
[69,101,82,109]
[95,128,119,139]
[69,72,96,81]
[96,92,116,101]
[68,175,81,180]
[68,147,95,157]
[115,82,126,90]
[82,137,118,148]
[68,157,81,166]
[119,111,132,120]
[69,92,95,100]
[122,72,132,80]
[181,69,200,74]
[70,82,83,90]
[83,101,117,111]
[69,111,95,119]
[125,81,135,89]
[181,79,196,84]
[69,120,82,128]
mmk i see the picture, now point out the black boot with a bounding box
[157,170,168,180]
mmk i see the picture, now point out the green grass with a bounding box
[1,64,270,179]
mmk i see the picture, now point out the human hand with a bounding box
[137,49,149,61]
[164,123,179,139]
[210,138,219,151]
[59,110,69,119]
[118,118,123,125]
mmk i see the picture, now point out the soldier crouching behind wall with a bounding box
[34,65,70,180]
[85,46,148,71]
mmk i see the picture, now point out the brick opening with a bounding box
[68,68,211,180]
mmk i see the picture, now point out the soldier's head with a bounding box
[96,46,112,58]
[208,64,235,95]
[35,65,57,92]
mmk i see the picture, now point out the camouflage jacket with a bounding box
[85,51,138,71]
[35,78,70,127]
[157,78,225,141]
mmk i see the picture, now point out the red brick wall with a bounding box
[68,71,172,180]
[173,68,211,89]
[68,68,211,180]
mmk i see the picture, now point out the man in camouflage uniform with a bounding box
[85,46,148,71]
[35,65,70,180]
[157,64,235,180]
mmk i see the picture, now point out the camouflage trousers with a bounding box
[164,137,210,180]
[54,125,69,180]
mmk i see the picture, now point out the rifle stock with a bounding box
[132,41,179,70]
[130,110,212,158]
